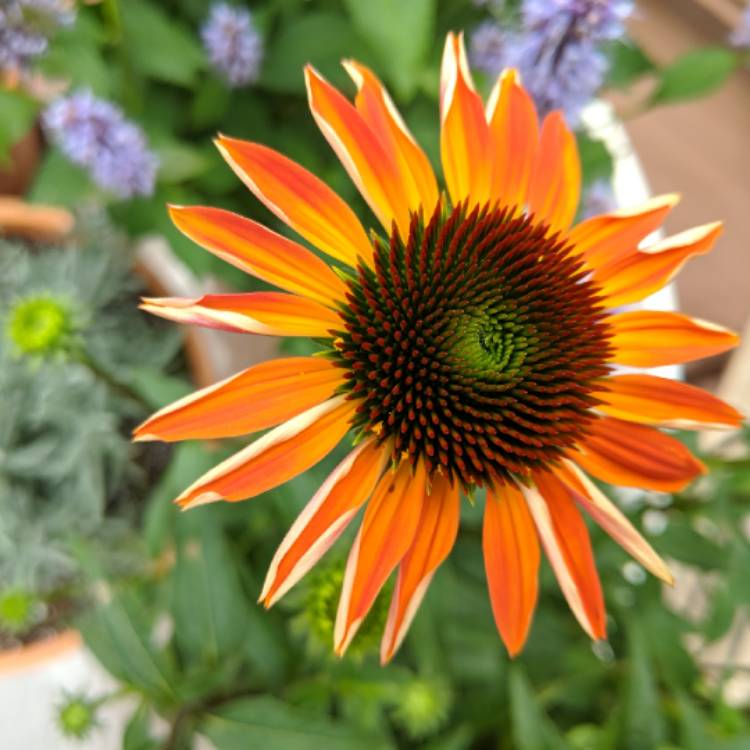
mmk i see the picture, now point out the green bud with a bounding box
[57,695,97,740]
[6,295,74,357]
[392,678,452,739]
[300,560,391,660]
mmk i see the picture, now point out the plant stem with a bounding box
[74,350,151,412]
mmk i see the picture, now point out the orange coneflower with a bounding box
[134,33,743,662]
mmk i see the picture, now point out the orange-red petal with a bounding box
[527,111,580,236]
[568,194,679,269]
[608,310,739,367]
[139,293,342,338]
[215,136,372,266]
[133,357,345,443]
[380,474,460,663]
[260,439,388,608]
[486,68,538,210]
[571,416,706,493]
[557,460,674,585]
[594,222,722,308]
[483,482,540,657]
[524,473,607,640]
[168,205,346,307]
[343,60,439,217]
[305,65,410,237]
[174,395,355,509]
[334,461,426,655]
[440,32,493,207]
[594,373,743,430]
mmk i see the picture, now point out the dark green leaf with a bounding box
[606,41,656,88]
[651,48,738,105]
[123,703,159,750]
[154,141,212,184]
[201,696,392,750]
[342,0,436,99]
[27,149,97,206]
[120,0,205,86]
[657,522,725,570]
[576,133,613,187]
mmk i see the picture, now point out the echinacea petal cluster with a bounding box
[135,32,743,662]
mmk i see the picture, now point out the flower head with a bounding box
[0,588,43,634]
[57,693,98,740]
[43,90,158,199]
[201,2,263,88]
[0,0,75,73]
[471,0,633,123]
[6,294,74,357]
[135,33,742,661]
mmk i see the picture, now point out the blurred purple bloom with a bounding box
[201,3,263,88]
[43,91,158,199]
[470,0,634,124]
[581,178,617,219]
[729,6,750,48]
[0,0,75,72]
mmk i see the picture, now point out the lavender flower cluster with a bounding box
[470,0,634,124]
[43,91,159,199]
[201,2,264,88]
[0,0,74,73]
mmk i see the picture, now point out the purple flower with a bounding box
[0,0,75,73]
[470,1,634,124]
[201,3,263,88]
[43,91,158,199]
[730,6,750,48]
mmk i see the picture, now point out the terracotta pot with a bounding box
[0,125,43,196]
[0,196,74,243]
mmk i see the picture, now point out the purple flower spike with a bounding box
[43,91,159,199]
[201,3,264,88]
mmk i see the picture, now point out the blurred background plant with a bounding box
[1,0,749,748]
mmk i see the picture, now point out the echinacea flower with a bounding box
[135,33,742,662]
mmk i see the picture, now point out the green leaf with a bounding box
[127,368,192,412]
[675,692,712,750]
[509,667,570,750]
[0,89,39,162]
[606,41,656,88]
[154,141,212,184]
[576,133,613,187]
[120,0,205,86]
[190,77,232,130]
[618,619,665,750]
[123,703,159,750]
[651,48,738,105]
[259,13,360,94]
[170,509,251,663]
[201,697,392,750]
[342,0,436,99]
[78,585,177,701]
[27,149,97,206]
[657,522,725,570]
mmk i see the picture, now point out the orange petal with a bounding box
[380,474,460,663]
[305,65,411,238]
[215,136,372,267]
[343,60,439,217]
[608,310,739,367]
[174,395,356,509]
[483,482,540,657]
[440,32,493,207]
[571,416,706,493]
[594,222,722,307]
[133,357,345,443]
[557,460,674,585]
[334,461,426,655]
[594,373,743,430]
[139,292,342,338]
[486,68,538,210]
[527,111,580,236]
[568,194,679,269]
[260,439,388,608]
[168,205,347,307]
[524,473,607,640]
